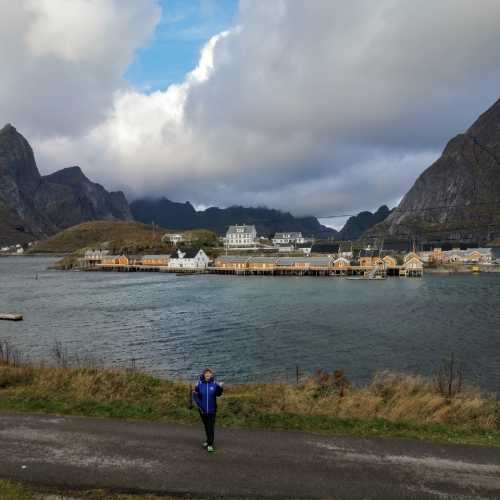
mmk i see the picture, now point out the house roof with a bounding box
[250,257,278,263]
[216,256,250,263]
[273,232,302,239]
[310,243,340,253]
[226,225,256,235]
[143,255,170,259]
[277,256,332,266]
[174,247,203,259]
[359,249,377,257]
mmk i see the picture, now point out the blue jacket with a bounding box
[193,374,223,414]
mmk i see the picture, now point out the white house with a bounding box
[168,248,210,269]
[162,233,185,245]
[272,232,306,246]
[225,225,257,247]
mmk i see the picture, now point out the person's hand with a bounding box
[219,381,224,387]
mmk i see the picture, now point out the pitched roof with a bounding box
[273,232,302,239]
[277,256,332,266]
[310,243,340,253]
[226,225,256,235]
[174,247,202,259]
[250,257,278,264]
[216,256,250,263]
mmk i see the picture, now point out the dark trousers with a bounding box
[199,411,216,446]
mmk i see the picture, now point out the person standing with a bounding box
[192,368,224,452]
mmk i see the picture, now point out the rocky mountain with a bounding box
[130,197,338,238]
[337,205,392,241]
[366,99,500,244]
[0,124,132,245]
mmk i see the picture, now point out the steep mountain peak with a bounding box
[0,122,41,194]
[0,127,132,244]
[366,98,500,244]
[0,123,16,135]
[338,205,392,241]
[44,165,89,186]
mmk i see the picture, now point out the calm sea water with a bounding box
[1,256,500,390]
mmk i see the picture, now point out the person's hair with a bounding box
[203,368,213,376]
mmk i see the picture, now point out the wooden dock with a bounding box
[0,314,23,321]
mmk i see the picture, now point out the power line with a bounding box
[319,201,500,219]
[363,221,500,240]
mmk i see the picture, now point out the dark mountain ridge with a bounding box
[130,197,337,238]
[0,124,132,245]
[337,205,392,241]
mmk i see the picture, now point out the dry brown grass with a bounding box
[224,371,499,430]
[0,355,499,437]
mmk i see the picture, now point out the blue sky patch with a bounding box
[125,0,238,92]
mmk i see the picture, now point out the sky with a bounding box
[2,0,500,229]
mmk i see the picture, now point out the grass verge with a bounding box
[0,480,181,499]
[0,360,499,446]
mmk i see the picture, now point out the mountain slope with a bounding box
[367,99,500,244]
[337,205,392,241]
[0,125,132,245]
[130,197,337,238]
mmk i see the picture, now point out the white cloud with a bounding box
[0,0,160,137]
[8,1,500,216]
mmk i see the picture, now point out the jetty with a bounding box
[0,313,23,321]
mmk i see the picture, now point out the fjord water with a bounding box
[1,256,500,390]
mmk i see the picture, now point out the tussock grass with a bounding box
[0,358,499,446]
[0,480,37,500]
[0,479,182,499]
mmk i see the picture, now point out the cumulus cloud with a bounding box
[0,0,160,136]
[7,1,500,217]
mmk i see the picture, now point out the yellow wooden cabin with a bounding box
[101,255,129,267]
[333,257,350,268]
[248,257,278,270]
[142,255,170,266]
[382,255,397,268]
[214,256,249,269]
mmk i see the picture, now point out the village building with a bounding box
[214,256,250,270]
[162,233,185,245]
[358,250,378,267]
[101,255,129,267]
[276,256,333,269]
[248,256,278,270]
[382,255,398,268]
[225,225,257,247]
[272,232,306,246]
[401,252,424,277]
[278,246,294,253]
[142,255,170,266]
[168,248,210,269]
[419,247,492,264]
[333,256,351,268]
[82,249,110,268]
[296,243,312,255]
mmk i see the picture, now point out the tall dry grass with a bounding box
[0,340,499,431]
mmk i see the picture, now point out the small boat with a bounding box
[0,313,23,321]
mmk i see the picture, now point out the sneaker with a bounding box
[202,442,208,448]
[207,445,215,453]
